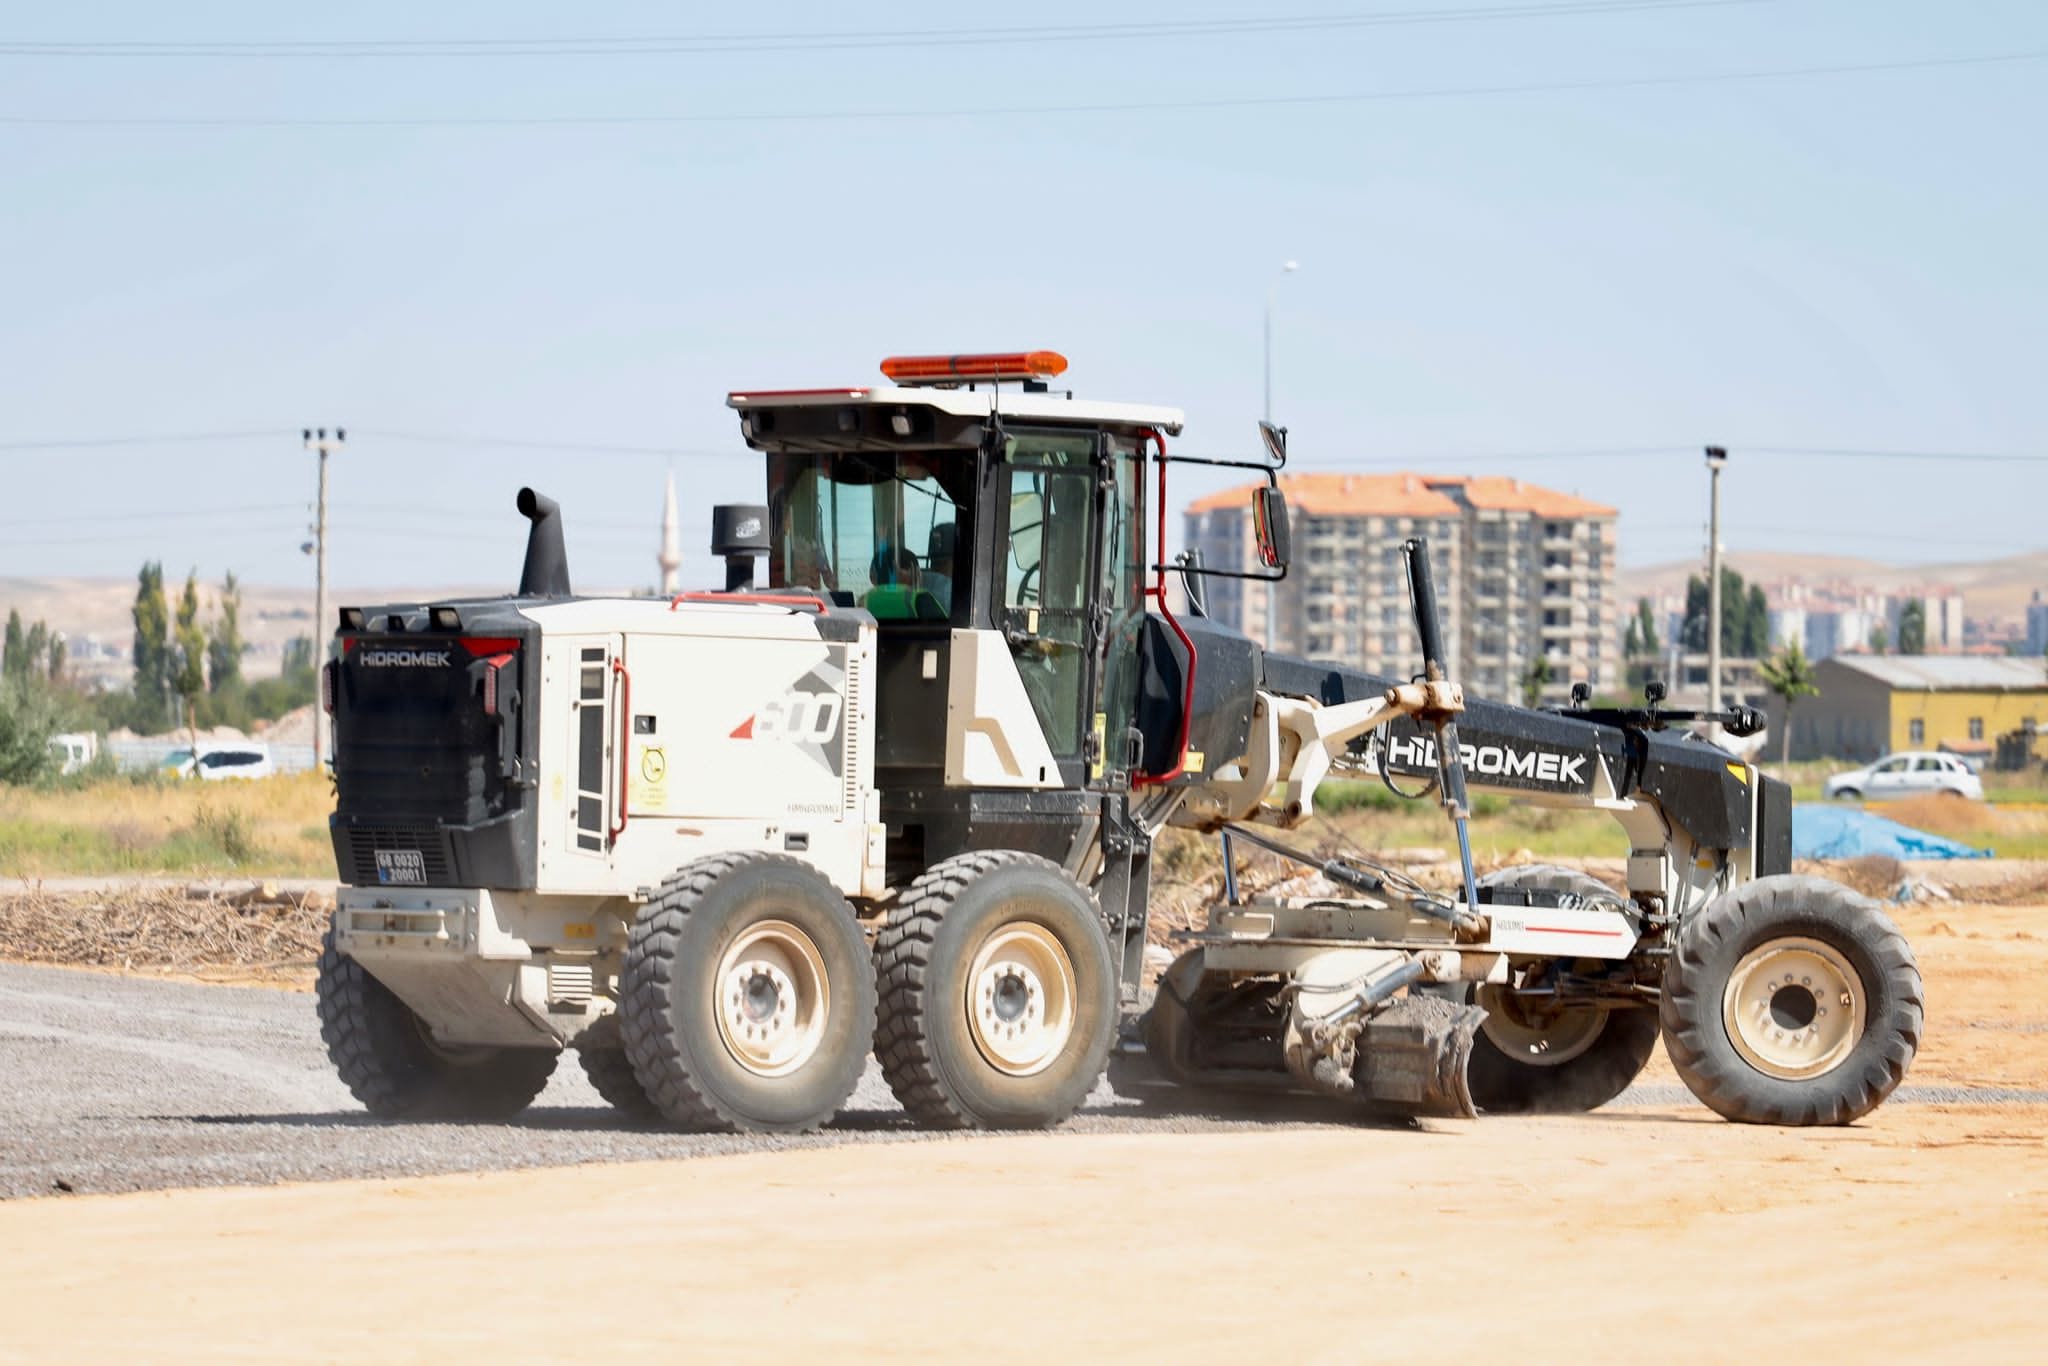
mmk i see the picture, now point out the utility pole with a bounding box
[1705,445,1727,720]
[303,427,344,770]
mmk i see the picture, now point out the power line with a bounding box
[0,502,301,530]
[0,2,1763,59]
[3,50,2037,129]
[360,429,726,458]
[1743,445,2048,464]
[1303,443,2047,468]
[0,431,277,451]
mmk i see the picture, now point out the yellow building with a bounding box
[1772,655,2048,763]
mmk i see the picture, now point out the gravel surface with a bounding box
[4,963,2038,1200]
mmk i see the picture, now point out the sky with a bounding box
[1,0,2043,596]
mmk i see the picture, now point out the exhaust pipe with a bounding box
[711,503,770,593]
[516,487,572,598]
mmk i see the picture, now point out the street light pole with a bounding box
[1705,445,1728,720]
[1262,260,1298,650]
[303,427,345,770]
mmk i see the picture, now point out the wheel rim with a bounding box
[1476,984,1608,1066]
[714,919,831,1079]
[965,921,1076,1078]
[1721,936,1865,1080]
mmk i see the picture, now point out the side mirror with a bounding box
[1253,485,1291,569]
[1257,421,1288,468]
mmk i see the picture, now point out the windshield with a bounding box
[765,450,972,622]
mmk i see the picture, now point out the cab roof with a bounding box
[726,382,1184,437]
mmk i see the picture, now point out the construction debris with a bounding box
[0,886,327,974]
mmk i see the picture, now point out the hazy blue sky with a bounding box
[2,0,2042,593]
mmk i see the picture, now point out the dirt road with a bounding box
[1,1109,2042,1362]
[1,899,2042,1360]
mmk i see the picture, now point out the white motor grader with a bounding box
[318,350,1921,1131]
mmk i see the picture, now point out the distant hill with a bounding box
[1619,550,2048,623]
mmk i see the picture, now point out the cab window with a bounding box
[1000,431,1096,757]
[765,451,970,622]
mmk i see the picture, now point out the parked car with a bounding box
[1824,751,1983,802]
[179,744,276,781]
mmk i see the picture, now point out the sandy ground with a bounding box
[1,899,2043,1363]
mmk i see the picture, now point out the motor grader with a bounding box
[317,350,1921,1131]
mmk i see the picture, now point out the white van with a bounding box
[48,732,99,775]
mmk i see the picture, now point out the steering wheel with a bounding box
[1016,562,1041,606]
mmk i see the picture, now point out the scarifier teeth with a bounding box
[1350,995,1484,1120]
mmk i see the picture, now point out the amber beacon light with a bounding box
[879,350,1069,385]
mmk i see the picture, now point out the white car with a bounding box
[1824,751,1982,802]
[182,745,276,781]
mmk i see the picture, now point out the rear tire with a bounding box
[1662,874,1922,1125]
[1832,787,1862,802]
[875,851,1115,1129]
[619,852,875,1134]
[1466,865,1657,1115]
[316,928,558,1121]
[576,1015,661,1123]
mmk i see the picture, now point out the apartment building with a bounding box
[1185,472,1618,706]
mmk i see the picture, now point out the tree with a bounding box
[2,610,23,684]
[132,561,171,727]
[1636,598,1660,657]
[1520,652,1553,708]
[208,572,245,693]
[1758,641,1821,764]
[1898,597,1927,655]
[46,634,65,682]
[1681,567,1760,656]
[1623,616,1641,661]
[23,620,47,678]
[1868,622,1889,655]
[173,569,207,744]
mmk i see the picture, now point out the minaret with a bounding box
[657,471,682,594]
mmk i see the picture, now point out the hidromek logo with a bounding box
[1383,733,1588,787]
[359,648,453,668]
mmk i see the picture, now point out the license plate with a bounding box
[374,849,427,885]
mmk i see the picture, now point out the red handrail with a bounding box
[1133,427,1197,787]
[669,592,830,615]
[610,656,631,845]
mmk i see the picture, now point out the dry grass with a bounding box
[0,773,335,878]
[1880,795,2048,859]
[0,886,328,974]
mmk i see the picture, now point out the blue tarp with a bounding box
[1791,803,1992,861]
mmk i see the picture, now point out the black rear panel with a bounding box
[329,603,540,889]
[1755,773,1792,877]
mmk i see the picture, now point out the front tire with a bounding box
[619,852,875,1134]
[316,928,558,1120]
[875,851,1116,1129]
[1662,874,1922,1125]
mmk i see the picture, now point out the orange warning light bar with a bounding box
[879,350,1069,386]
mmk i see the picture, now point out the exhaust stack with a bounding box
[711,503,770,593]
[516,487,572,598]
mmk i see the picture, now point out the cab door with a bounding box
[996,430,1109,789]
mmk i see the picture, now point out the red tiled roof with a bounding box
[1187,471,1615,519]
[1187,471,1460,517]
